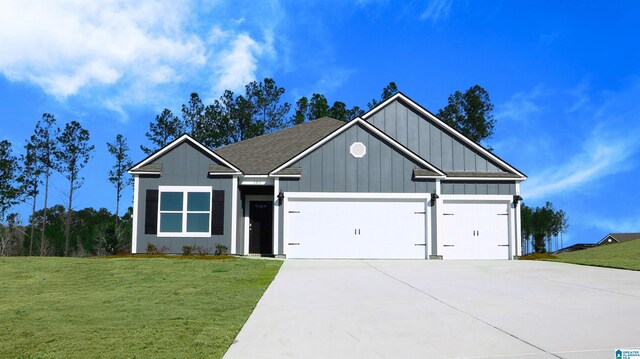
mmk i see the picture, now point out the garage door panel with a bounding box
[439,201,510,260]
[286,198,427,259]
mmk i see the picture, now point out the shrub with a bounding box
[96,222,129,256]
[182,245,195,256]
[194,246,211,256]
[146,243,169,255]
[146,243,157,254]
[215,244,228,256]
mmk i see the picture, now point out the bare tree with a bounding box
[107,134,133,227]
[32,114,59,256]
[18,142,42,255]
[55,121,94,256]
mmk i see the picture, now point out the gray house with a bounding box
[597,233,640,245]
[129,93,526,259]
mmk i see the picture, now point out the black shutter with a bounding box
[211,190,225,235]
[144,189,159,234]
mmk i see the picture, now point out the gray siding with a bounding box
[441,181,516,195]
[368,100,504,173]
[278,123,436,193]
[135,142,235,254]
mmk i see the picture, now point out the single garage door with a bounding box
[438,201,510,259]
[286,197,427,259]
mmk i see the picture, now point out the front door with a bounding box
[249,201,273,254]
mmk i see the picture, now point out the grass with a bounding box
[521,239,640,271]
[0,256,282,358]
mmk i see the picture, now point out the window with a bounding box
[158,186,211,237]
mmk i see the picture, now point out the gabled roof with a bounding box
[444,171,523,180]
[129,164,162,175]
[270,117,446,177]
[214,117,345,175]
[129,134,241,174]
[597,233,640,245]
[362,92,527,179]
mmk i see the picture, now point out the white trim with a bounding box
[273,178,280,255]
[131,176,139,253]
[129,134,240,174]
[269,174,302,178]
[438,194,514,202]
[270,118,446,176]
[240,178,274,185]
[209,172,242,176]
[128,171,161,175]
[243,195,274,255]
[514,182,522,257]
[444,177,525,182]
[157,185,212,238]
[282,195,289,256]
[362,93,526,179]
[285,192,431,200]
[230,176,238,255]
[415,175,446,179]
[435,179,441,196]
[437,195,515,260]
[426,198,431,259]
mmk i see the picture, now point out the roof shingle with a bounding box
[214,117,345,175]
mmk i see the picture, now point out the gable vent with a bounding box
[349,142,366,158]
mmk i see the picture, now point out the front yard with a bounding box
[0,256,281,358]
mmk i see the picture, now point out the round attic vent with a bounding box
[350,142,366,158]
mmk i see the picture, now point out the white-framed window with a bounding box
[157,186,211,237]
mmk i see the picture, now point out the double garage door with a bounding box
[286,197,427,259]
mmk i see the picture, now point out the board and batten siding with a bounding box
[278,123,436,194]
[367,99,506,173]
[441,181,516,195]
[135,142,234,254]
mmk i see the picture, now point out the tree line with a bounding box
[0,116,133,256]
[0,77,562,256]
[521,202,568,254]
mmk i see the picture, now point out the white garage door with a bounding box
[439,201,510,259]
[286,198,427,259]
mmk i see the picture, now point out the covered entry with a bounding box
[284,194,428,259]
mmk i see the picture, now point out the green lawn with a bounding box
[550,239,640,270]
[0,256,282,358]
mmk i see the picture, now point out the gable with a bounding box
[364,96,525,177]
[143,141,233,180]
[129,134,240,175]
[278,122,438,193]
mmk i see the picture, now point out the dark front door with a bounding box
[249,201,273,254]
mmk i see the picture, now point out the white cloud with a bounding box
[494,85,543,122]
[589,213,640,234]
[523,133,638,200]
[0,1,206,99]
[565,80,590,113]
[420,0,452,22]
[213,33,264,94]
[0,0,280,114]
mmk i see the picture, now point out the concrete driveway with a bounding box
[223,260,640,359]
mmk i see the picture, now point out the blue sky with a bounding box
[1,1,639,248]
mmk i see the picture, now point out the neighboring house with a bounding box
[554,243,596,254]
[129,93,526,259]
[597,233,640,246]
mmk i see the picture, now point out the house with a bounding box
[554,243,596,254]
[597,233,640,246]
[129,93,526,259]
